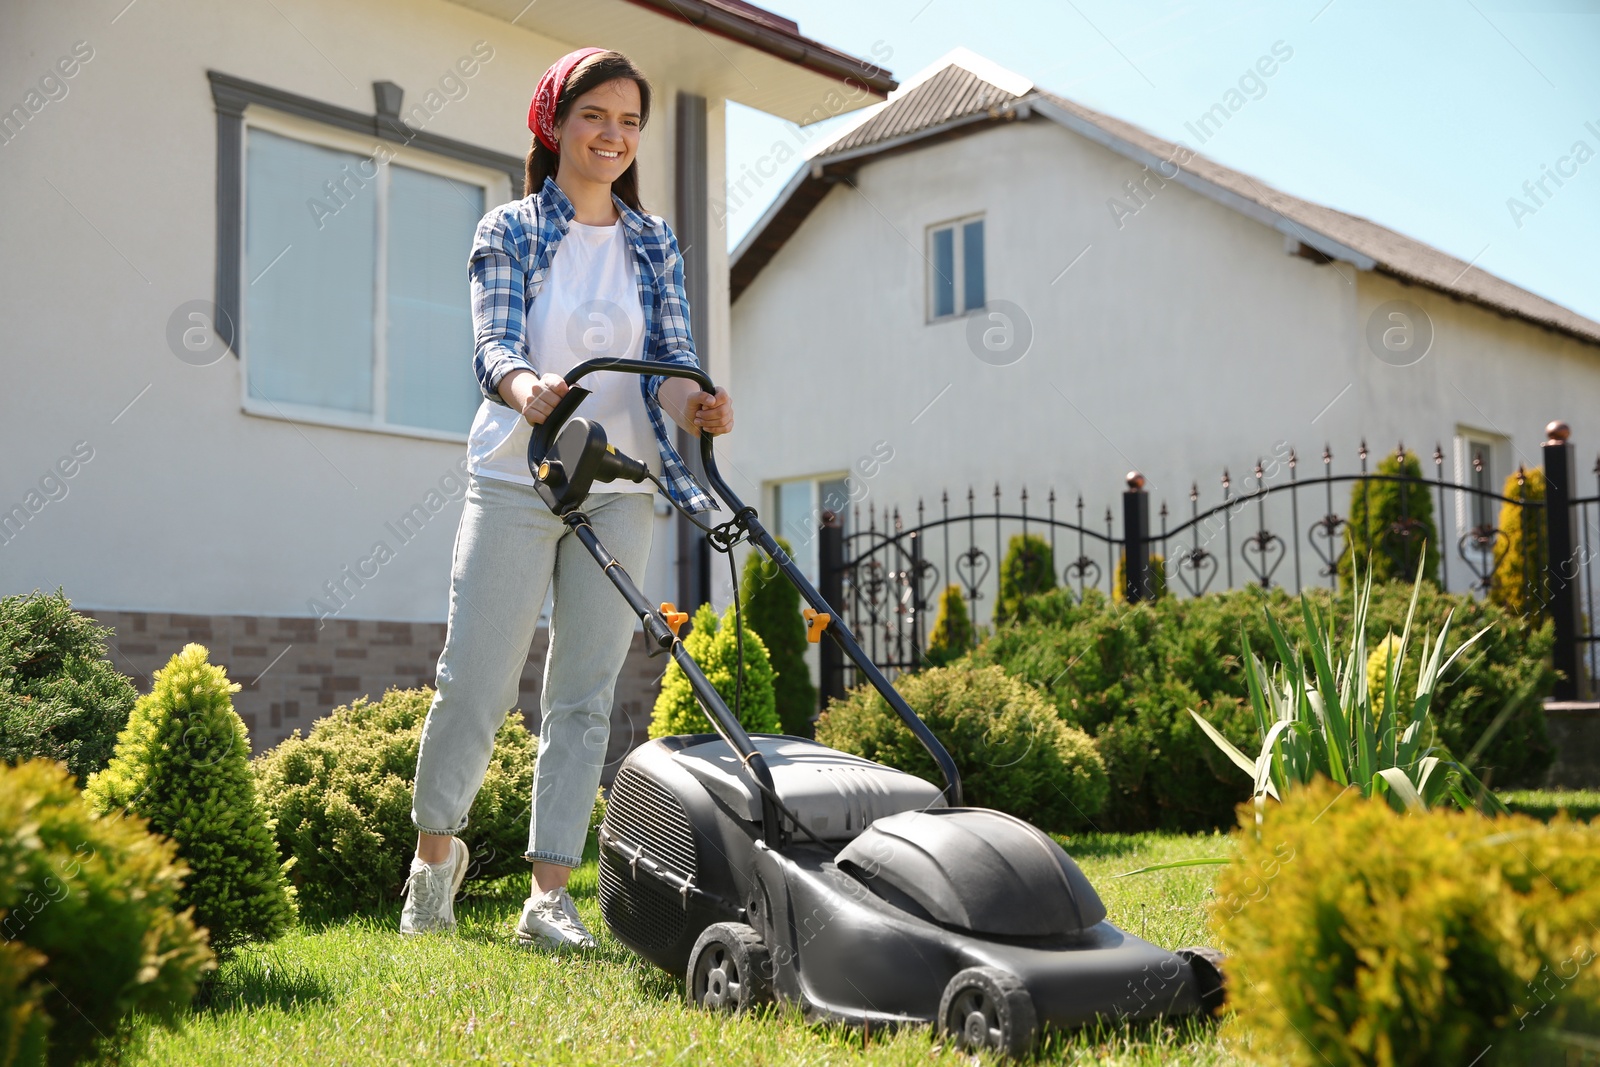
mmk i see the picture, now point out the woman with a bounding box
[401,48,732,948]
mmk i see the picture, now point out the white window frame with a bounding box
[926,213,986,323]
[1454,426,1510,536]
[237,106,511,443]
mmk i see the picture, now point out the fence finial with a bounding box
[1546,420,1571,445]
[1126,471,1146,490]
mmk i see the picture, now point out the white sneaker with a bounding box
[514,887,595,949]
[399,837,469,935]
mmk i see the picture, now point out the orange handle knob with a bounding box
[658,602,689,637]
[802,607,831,643]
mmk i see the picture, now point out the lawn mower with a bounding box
[527,358,1225,1057]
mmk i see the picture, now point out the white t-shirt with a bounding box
[467,219,660,490]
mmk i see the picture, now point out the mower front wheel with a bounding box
[686,923,773,1014]
[938,966,1038,1057]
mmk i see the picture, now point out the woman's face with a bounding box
[555,76,642,189]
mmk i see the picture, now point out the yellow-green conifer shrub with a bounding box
[86,644,294,958]
[1213,777,1600,1066]
[1491,466,1549,623]
[995,533,1056,625]
[925,584,976,667]
[1365,632,1401,719]
[1112,553,1168,603]
[650,603,779,739]
[2,760,212,1067]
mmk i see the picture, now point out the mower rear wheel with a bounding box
[687,923,773,1013]
[1176,946,1227,1017]
[938,966,1037,1057]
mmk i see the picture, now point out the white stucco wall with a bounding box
[727,116,1600,603]
[0,0,753,622]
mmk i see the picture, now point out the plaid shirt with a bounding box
[468,176,717,513]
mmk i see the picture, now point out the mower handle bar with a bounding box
[541,357,963,807]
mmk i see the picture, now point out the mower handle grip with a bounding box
[529,358,717,473]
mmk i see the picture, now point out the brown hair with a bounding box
[525,51,652,212]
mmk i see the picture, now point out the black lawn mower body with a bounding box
[527,359,1225,1056]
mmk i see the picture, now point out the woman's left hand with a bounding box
[685,387,733,437]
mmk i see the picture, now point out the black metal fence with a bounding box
[818,421,1598,706]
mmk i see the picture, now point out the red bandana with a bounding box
[528,47,606,153]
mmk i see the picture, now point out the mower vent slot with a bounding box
[599,849,686,951]
[605,767,698,878]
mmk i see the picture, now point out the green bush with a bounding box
[1491,466,1548,624]
[1339,448,1440,589]
[816,664,1107,831]
[977,582,1554,830]
[0,759,213,1067]
[650,603,780,739]
[253,687,535,917]
[924,584,976,667]
[0,590,138,784]
[1215,777,1600,1065]
[85,644,295,958]
[739,539,816,737]
[1112,552,1168,602]
[994,533,1055,627]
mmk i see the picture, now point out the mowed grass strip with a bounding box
[127,832,1240,1066]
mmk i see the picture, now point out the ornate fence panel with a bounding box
[819,421,1597,704]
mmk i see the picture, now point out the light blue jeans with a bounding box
[412,473,655,867]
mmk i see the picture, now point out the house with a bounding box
[0,0,892,756]
[726,50,1600,623]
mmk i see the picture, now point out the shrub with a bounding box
[0,590,138,784]
[816,664,1107,831]
[85,645,295,957]
[977,581,1554,830]
[739,538,816,737]
[650,603,780,739]
[1214,777,1600,1065]
[0,760,213,1067]
[1491,465,1549,624]
[1339,447,1440,589]
[1111,552,1168,602]
[994,533,1055,627]
[254,687,534,917]
[925,584,976,667]
[1365,632,1400,718]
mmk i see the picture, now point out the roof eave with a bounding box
[620,0,896,96]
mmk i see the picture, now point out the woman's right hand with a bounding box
[500,369,570,426]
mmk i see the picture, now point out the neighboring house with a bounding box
[727,51,1600,621]
[0,0,891,757]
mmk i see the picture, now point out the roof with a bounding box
[621,0,897,97]
[731,57,1600,349]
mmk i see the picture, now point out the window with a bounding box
[928,216,985,320]
[1455,428,1507,534]
[769,476,852,588]
[236,110,506,439]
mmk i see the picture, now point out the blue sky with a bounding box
[723,0,1600,323]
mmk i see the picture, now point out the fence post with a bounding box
[1123,471,1151,602]
[818,510,846,707]
[909,531,925,670]
[1543,421,1589,701]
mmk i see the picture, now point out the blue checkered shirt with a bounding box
[469,177,717,513]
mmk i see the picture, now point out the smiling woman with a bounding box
[399,46,733,953]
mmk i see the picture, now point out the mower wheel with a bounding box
[1176,946,1227,1017]
[687,923,773,1014]
[938,966,1037,1057]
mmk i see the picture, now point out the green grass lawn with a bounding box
[125,831,1250,1066]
